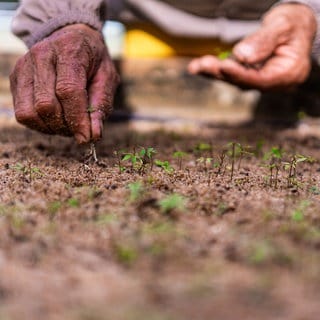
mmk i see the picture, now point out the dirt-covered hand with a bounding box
[188,4,317,90]
[10,24,119,144]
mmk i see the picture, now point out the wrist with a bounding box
[26,10,103,49]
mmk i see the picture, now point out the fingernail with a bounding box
[235,43,255,59]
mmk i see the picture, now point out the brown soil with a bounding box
[1,119,320,320]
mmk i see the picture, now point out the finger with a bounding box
[188,55,224,78]
[31,46,71,136]
[219,56,302,90]
[10,54,51,134]
[233,20,291,65]
[55,55,91,144]
[88,58,119,141]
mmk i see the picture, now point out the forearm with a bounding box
[12,0,109,48]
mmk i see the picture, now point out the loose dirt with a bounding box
[1,119,320,320]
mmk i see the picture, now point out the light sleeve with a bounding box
[11,0,110,48]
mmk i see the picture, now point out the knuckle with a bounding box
[31,45,54,62]
[10,55,30,81]
[34,97,56,115]
[56,82,85,99]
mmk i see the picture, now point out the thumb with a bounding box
[233,19,291,65]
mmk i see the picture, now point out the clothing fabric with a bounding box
[12,0,320,54]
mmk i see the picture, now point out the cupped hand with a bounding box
[188,4,317,90]
[10,24,119,144]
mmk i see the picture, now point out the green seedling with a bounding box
[48,201,62,217]
[226,142,252,181]
[215,202,228,217]
[196,157,213,168]
[128,181,144,202]
[173,151,187,170]
[155,160,174,174]
[114,150,126,173]
[309,186,320,195]
[254,139,265,157]
[216,150,227,176]
[227,142,237,182]
[9,214,26,231]
[218,50,232,60]
[88,187,103,200]
[67,198,80,208]
[158,194,186,214]
[143,221,176,235]
[263,147,283,188]
[265,159,281,188]
[196,157,214,185]
[122,151,142,170]
[95,213,118,226]
[194,142,212,154]
[12,162,42,182]
[122,147,157,173]
[291,200,310,222]
[114,244,138,266]
[263,147,283,161]
[140,147,157,171]
[283,154,311,188]
[248,241,273,266]
[236,144,254,170]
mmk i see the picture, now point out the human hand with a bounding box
[10,24,119,144]
[188,4,317,90]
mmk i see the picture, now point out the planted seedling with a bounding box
[95,213,118,226]
[122,150,142,171]
[194,142,212,155]
[283,154,311,188]
[155,160,174,174]
[263,147,283,188]
[84,143,107,167]
[12,162,42,182]
[47,201,62,219]
[114,243,138,267]
[291,200,310,222]
[173,151,187,170]
[158,194,186,214]
[89,143,98,162]
[114,150,126,174]
[196,156,214,185]
[227,142,237,182]
[67,198,80,208]
[216,150,227,177]
[309,186,320,195]
[140,147,157,172]
[127,181,144,202]
[254,139,265,158]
